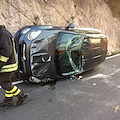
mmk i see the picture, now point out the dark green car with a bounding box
[14,23,107,83]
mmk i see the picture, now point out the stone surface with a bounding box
[0,0,120,54]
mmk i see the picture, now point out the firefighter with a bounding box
[0,25,28,106]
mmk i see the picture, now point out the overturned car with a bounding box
[14,23,107,83]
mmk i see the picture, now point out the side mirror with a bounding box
[66,23,75,29]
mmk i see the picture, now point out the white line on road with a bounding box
[0,81,23,88]
[106,53,120,60]
[0,53,120,89]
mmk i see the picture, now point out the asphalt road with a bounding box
[1,55,120,120]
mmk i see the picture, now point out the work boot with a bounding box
[0,97,13,107]
[16,91,28,106]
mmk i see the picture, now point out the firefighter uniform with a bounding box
[0,25,28,106]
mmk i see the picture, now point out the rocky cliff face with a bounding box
[0,0,120,54]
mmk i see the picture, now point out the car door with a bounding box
[56,32,84,76]
[82,37,106,71]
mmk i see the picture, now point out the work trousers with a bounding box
[0,72,22,98]
[0,72,14,91]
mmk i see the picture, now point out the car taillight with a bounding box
[103,38,107,51]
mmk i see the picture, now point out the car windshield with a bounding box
[56,33,84,75]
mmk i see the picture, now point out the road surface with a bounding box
[1,54,120,120]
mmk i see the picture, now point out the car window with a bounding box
[56,33,84,75]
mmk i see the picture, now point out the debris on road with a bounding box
[93,83,97,86]
[41,81,56,90]
[69,75,83,81]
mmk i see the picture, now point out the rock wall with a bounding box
[0,0,120,54]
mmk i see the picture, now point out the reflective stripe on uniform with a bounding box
[0,55,9,62]
[6,90,11,93]
[2,63,17,69]
[5,93,13,97]
[0,62,18,73]
[14,89,21,96]
[12,38,17,62]
[6,86,21,96]
[6,86,17,93]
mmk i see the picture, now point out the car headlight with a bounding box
[28,29,41,40]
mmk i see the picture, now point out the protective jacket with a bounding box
[0,25,18,73]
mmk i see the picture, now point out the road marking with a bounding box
[114,105,120,113]
[106,53,120,60]
[0,81,23,88]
